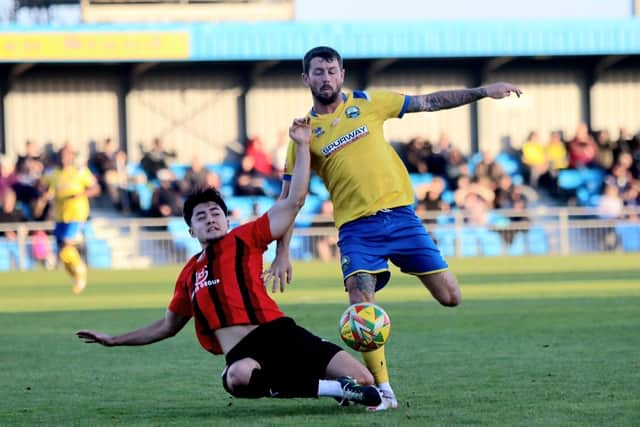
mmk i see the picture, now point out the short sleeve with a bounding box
[231,213,273,249]
[80,167,97,188]
[168,265,194,318]
[367,90,410,120]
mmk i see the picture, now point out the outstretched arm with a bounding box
[406,82,522,113]
[76,310,189,347]
[267,117,311,240]
[263,179,295,293]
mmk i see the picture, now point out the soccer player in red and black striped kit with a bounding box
[76,117,382,409]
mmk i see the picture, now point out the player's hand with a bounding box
[76,330,115,347]
[262,253,293,293]
[483,82,522,99]
[289,117,312,145]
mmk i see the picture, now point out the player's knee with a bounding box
[224,359,261,393]
[441,276,461,307]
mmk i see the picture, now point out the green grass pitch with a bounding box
[1,254,639,426]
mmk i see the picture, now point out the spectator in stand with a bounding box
[568,123,598,168]
[245,136,274,177]
[546,130,568,171]
[181,156,209,195]
[0,156,18,202]
[474,150,504,183]
[597,183,624,220]
[494,174,515,209]
[404,136,430,174]
[605,153,634,196]
[150,169,183,218]
[140,138,177,181]
[521,131,548,188]
[425,133,450,176]
[91,138,129,211]
[445,148,469,190]
[203,170,222,192]
[415,176,447,215]
[615,127,633,161]
[12,140,46,219]
[234,155,267,196]
[630,132,640,179]
[595,129,616,171]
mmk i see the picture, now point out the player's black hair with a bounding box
[183,187,229,226]
[302,46,343,74]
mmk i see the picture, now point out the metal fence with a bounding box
[0,206,639,272]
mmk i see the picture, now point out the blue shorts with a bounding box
[337,206,448,291]
[54,222,84,247]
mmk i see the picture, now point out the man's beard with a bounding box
[311,84,342,105]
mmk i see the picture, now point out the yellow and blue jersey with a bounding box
[284,90,414,229]
[44,166,96,223]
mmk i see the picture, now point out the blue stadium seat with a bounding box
[476,228,503,256]
[135,183,153,212]
[557,169,582,190]
[615,223,640,252]
[252,196,275,216]
[226,196,255,221]
[528,226,549,255]
[459,228,480,257]
[206,164,237,185]
[295,194,324,226]
[496,153,521,176]
[507,232,527,256]
[432,228,455,257]
[86,239,112,269]
[0,242,11,271]
[170,164,189,180]
[262,178,283,198]
[408,173,433,187]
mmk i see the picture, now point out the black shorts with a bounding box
[222,317,341,392]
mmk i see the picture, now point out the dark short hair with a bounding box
[183,187,228,226]
[302,46,343,74]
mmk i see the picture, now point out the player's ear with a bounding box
[302,72,310,88]
[188,227,195,237]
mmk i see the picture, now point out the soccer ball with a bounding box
[339,302,391,352]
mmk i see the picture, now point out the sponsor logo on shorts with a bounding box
[321,125,369,157]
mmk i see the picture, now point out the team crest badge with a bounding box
[314,127,325,137]
[345,106,360,119]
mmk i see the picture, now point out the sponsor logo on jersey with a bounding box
[192,267,220,299]
[314,126,325,137]
[321,125,369,157]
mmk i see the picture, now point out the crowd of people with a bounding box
[1,123,639,234]
[397,124,640,226]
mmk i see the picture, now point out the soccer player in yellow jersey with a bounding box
[43,145,100,294]
[263,46,523,411]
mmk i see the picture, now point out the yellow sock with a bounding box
[362,347,389,385]
[59,245,82,278]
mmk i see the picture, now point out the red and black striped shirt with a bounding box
[168,214,284,354]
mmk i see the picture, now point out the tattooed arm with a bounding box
[406,82,522,113]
